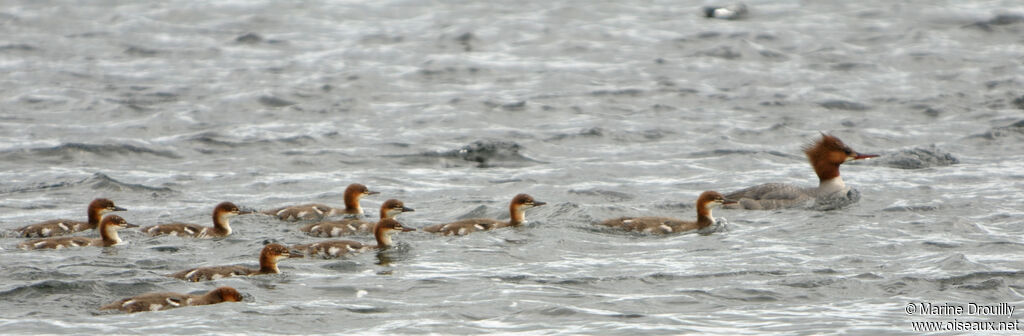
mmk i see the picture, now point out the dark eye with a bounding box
[844,149,852,155]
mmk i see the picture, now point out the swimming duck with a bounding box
[263,183,378,221]
[423,194,545,236]
[292,218,415,258]
[100,286,243,313]
[169,243,292,282]
[598,191,735,234]
[18,215,137,249]
[300,199,413,237]
[725,134,878,210]
[140,202,251,238]
[15,198,126,237]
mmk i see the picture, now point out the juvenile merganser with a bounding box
[18,215,137,249]
[170,243,292,282]
[423,194,546,236]
[598,191,736,234]
[100,286,243,313]
[15,198,126,237]
[262,183,379,221]
[292,218,415,258]
[725,134,879,210]
[301,199,414,237]
[140,202,251,238]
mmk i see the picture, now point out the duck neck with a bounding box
[100,225,121,246]
[509,206,525,226]
[817,176,847,195]
[213,213,232,235]
[344,194,362,215]
[375,228,393,248]
[259,254,280,274]
[812,159,842,184]
[88,207,104,226]
[696,205,715,229]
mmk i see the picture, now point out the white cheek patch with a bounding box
[458,227,468,235]
[659,224,672,233]
[298,211,309,218]
[210,274,224,280]
[328,246,342,256]
[148,304,163,311]
[41,228,52,236]
[330,227,341,236]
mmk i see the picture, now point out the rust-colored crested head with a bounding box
[508,194,546,225]
[100,214,137,228]
[343,183,378,212]
[694,190,733,221]
[802,133,877,181]
[212,286,244,302]
[259,243,292,273]
[91,198,126,212]
[696,190,736,208]
[380,199,414,219]
[88,198,126,224]
[803,134,853,165]
[377,218,415,233]
[214,201,243,216]
[510,194,546,209]
[262,243,291,258]
[345,183,379,198]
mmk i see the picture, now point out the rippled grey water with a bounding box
[2,0,1023,334]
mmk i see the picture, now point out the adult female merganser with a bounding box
[100,286,243,313]
[262,183,379,221]
[725,134,878,210]
[301,199,414,237]
[598,191,735,234]
[292,218,415,258]
[423,194,546,236]
[140,202,251,238]
[18,215,137,249]
[170,243,292,282]
[15,198,126,237]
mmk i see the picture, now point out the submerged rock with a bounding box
[703,3,749,20]
[869,145,959,169]
[397,140,542,168]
